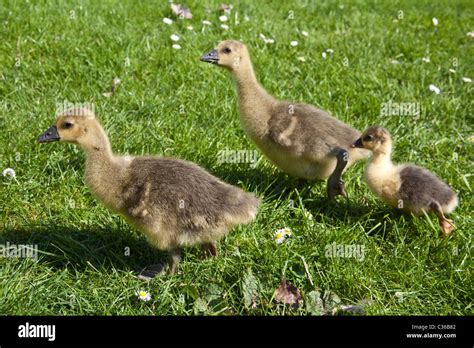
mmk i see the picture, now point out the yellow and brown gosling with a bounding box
[201,40,369,199]
[38,107,260,276]
[351,126,458,236]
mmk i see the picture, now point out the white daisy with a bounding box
[429,84,441,94]
[297,56,306,62]
[432,17,439,26]
[220,24,229,30]
[187,25,194,30]
[170,34,180,42]
[322,52,327,59]
[2,168,15,178]
[136,290,151,302]
[467,31,474,38]
[202,20,212,26]
[163,17,173,25]
[290,41,298,47]
[422,57,430,63]
[301,30,309,37]
[219,15,228,22]
[274,227,292,244]
[462,77,472,83]
[172,44,181,50]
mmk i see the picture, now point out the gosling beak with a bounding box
[200,49,219,64]
[38,125,60,143]
[350,138,363,148]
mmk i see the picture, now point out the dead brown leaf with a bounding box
[274,280,302,309]
[171,3,192,19]
[218,4,233,13]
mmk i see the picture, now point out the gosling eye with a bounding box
[62,122,73,129]
[223,47,232,54]
[363,134,374,142]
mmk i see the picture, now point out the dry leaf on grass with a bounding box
[218,4,233,13]
[274,280,302,309]
[171,3,192,19]
[102,77,121,97]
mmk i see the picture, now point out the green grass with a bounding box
[0,0,472,315]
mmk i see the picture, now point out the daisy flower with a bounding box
[170,34,180,42]
[467,31,474,38]
[187,25,194,30]
[136,290,152,302]
[220,24,229,30]
[219,15,228,22]
[163,18,173,25]
[202,20,212,26]
[2,168,16,178]
[462,77,472,83]
[290,41,298,47]
[297,56,306,62]
[422,57,430,63]
[432,17,439,26]
[172,44,181,50]
[274,227,292,244]
[301,30,309,37]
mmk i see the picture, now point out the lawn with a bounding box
[0,0,472,315]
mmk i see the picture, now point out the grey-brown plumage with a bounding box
[351,125,458,236]
[38,108,260,275]
[399,165,457,211]
[201,40,369,199]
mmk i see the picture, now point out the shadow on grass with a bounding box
[0,224,166,272]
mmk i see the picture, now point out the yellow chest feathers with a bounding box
[364,160,401,207]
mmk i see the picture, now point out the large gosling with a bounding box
[201,40,369,199]
[351,126,458,236]
[38,108,260,275]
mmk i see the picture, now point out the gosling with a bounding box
[201,40,369,199]
[351,126,458,236]
[38,107,260,275]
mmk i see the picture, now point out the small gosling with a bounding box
[351,126,458,236]
[38,108,260,275]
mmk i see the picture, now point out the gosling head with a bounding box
[200,40,249,71]
[38,107,101,149]
[351,126,393,155]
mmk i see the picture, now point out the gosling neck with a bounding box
[369,144,393,166]
[81,126,113,162]
[232,59,272,104]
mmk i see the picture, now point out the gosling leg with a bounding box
[201,242,218,258]
[430,201,455,236]
[168,248,182,275]
[327,148,349,200]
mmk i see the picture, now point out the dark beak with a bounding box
[350,138,364,148]
[38,125,60,143]
[200,49,219,64]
